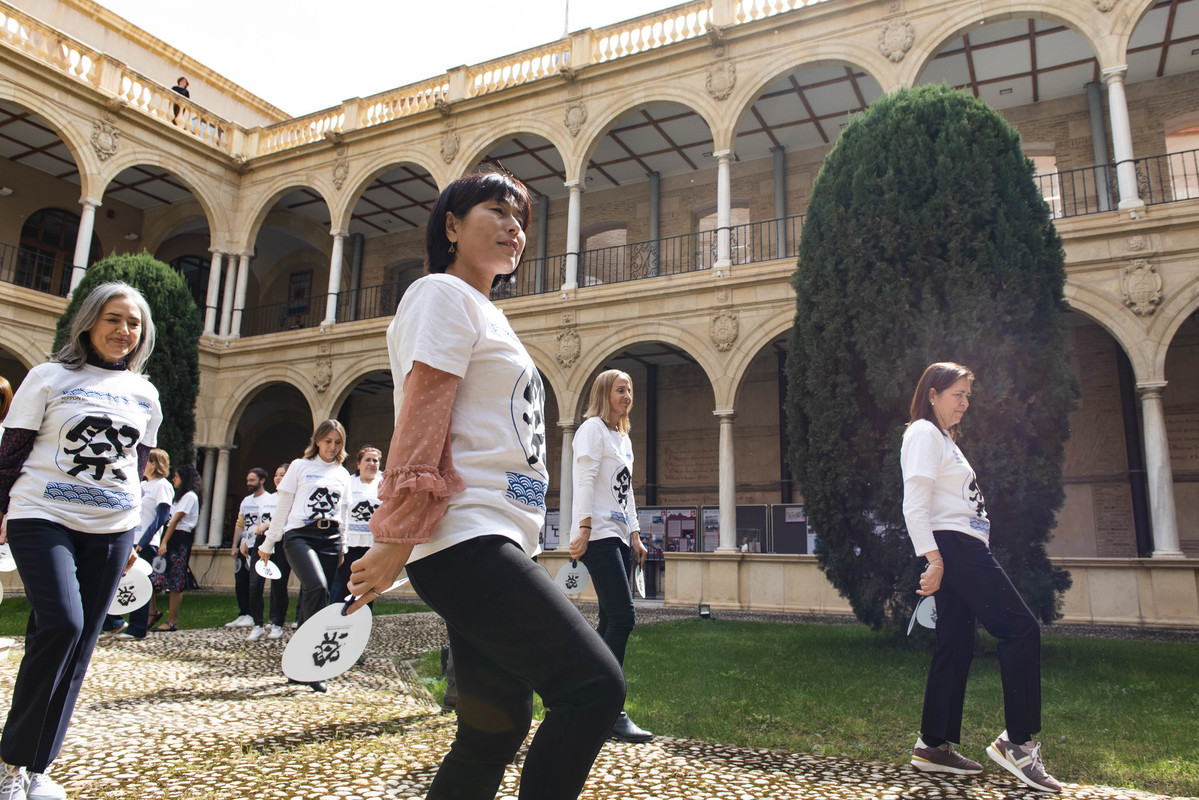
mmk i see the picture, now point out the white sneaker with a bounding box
[0,764,25,800]
[225,614,253,628]
[267,626,283,640]
[247,626,266,642]
[25,771,65,800]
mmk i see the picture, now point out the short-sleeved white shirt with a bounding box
[571,416,640,546]
[388,274,549,562]
[275,457,352,534]
[139,476,174,545]
[257,492,278,533]
[900,418,990,555]
[6,362,162,533]
[238,491,271,543]
[347,475,380,549]
[172,491,200,533]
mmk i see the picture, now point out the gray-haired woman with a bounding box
[0,281,162,800]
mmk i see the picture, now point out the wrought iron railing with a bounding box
[0,242,72,297]
[1034,148,1199,219]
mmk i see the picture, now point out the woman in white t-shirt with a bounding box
[346,171,624,800]
[332,445,382,609]
[151,463,202,632]
[107,447,173,639]
[0,281,161,798]
[569,369,652,743]
[259,419,352,690]
[901,362,1059,793]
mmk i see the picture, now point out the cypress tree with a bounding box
[53,252,202,470]
[785,85,1076,632]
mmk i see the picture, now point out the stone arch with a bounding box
[326,352,394,419]
[210,368,319,443]
[1063,280,1156,378]
[728,309,796,408]
[0,84,100,197]
[1111,0,1173,65]
[1146,270,1199,377]
[94,152,229,242]
[0,326,53,369]
[899,1,1110,87]
[460,124,573,181]
[238,177,338,252]
[333,157,442,233]
[574,94,723,181]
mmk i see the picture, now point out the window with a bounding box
[1027,152,1063,219]
[1165,125,1199,201]
[18,208,100,296]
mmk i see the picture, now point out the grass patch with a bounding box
[412,618,1199,796]
[0,592,429,636]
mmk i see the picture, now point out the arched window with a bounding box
[168,254,210,315]
[582,223,628,285]
[17,208,100,296]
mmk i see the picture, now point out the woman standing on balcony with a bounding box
[346,170,624,800]
[902,362,1060,794]
[0,281,161,800]
[258,419,351,692]
[569,369,653,743]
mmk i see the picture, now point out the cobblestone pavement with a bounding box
[0,607,1192,800]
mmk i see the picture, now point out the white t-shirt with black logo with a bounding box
[388,273,549,563]
[238,491,272,546]
[5,362,162,533]
[270,456,352,538]
[900,418,990,555]
[347,475,380,549]
[571,416,640,546]
[171,491,200,533]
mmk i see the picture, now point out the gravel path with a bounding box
[0,607,1192,800]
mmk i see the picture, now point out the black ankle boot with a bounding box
[610,712,653,743]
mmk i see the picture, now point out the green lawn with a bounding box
[416,619,1199,797]
[0,592,429,636]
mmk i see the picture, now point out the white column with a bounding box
[557,421,577,551]
[69,199,100,292]
[714,409,738,552]
[1137,382,1183,558]
[205,446,233,547]
[203,250,225,335]
[1101,67,1144,212]
[195,446,216,545]
[563,181,582,291]
[323,231,347,325]
[230,252,251,338]
[218,254,237,336]
[714,150,732,270]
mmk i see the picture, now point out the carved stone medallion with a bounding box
[331,148,349,190]
[706,61,737,102]
[91,117,120,161]
[878,18,915,63]
[710,310,739,352]
[1093,0,1116,11]
[564,101,588,137]
[1121,259,1162,316]
[441,131,460,164]
[1126,235,1149,253]
[314,358,333,393]
[556,327,581,367]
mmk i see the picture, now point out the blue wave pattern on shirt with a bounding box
[505,472,547,510]
[609,510,632,524]
[60,387,152,410]
[43,481,135,509]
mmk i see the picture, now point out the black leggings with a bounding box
[282,527,340,626]
[406,535,625,800]
[579,537,636,667]
[921,530,1041,745]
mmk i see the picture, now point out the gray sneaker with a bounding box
[25,771,65,800]
[911,738,983,774]
[0,764,25,800]
[986,731,1062,793]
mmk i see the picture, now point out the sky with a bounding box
[94,0,674,116]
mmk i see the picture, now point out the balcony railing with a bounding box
[1034,148,1199,219]
[0,242,72,297]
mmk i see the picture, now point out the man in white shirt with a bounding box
[227,469,269,632]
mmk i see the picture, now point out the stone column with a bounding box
[647,171,661,277]
[714,150,732,270]
[1137,382,1183,558]
[230,252,251,338]
[563,181,582,291]
[195,446,217,545]
[714,409,738,552]
[218,254,237,336]
[772,145,787,257]
[535,194,549,293]
[203,250,225,335]
[1085,82,1113,213]
[205,446,233,548]
[557,421,577,550]
[69,198,99,292]
[324,231,347,325]
[1102,67,1144,211]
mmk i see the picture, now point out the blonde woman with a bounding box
[569,369,652,743]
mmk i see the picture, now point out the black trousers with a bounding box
[282,526,340,626]
[406,535,625,800]
[2,519,134,772]
[233,547,251,615]
[332,545,371,606]
[249,543,293,627]
[579,537,636,667]
[921,530,1042,745]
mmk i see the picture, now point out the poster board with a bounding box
[541,509,561,551]
[637,506,698,554]
[700,505,769,552]
[770,504,807,554]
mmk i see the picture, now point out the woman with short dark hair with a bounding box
[0,281,162,799]
[902,362,1059,793]
[151,463,203,631]
[347,171,625,800]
